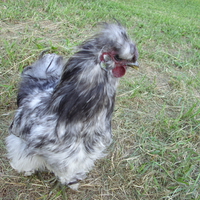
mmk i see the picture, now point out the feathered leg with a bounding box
[6,134,46,175]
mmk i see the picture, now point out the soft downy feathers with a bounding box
[6,23,139,190]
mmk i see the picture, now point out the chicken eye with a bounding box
[114,55,123,61]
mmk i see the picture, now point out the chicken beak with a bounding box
[127,61,139,70]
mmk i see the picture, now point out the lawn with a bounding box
[0,0,199,199]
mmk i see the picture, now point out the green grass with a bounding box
[0,0,200,199]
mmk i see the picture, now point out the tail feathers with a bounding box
[22,53,65,80]
[17,54,66,106]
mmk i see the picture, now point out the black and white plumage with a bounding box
[6,23,139,190]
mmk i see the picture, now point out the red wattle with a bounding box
[112,66,126,78]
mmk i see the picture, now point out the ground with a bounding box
[0,0,199,199]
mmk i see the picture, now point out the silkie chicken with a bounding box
[6,23,139,190]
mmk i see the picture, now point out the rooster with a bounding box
[6,23,139,190]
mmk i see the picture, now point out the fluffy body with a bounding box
[6,23,138,189]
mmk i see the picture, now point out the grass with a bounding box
[0,0,200,199]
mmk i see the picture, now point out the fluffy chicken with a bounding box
[6,23,139,190]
